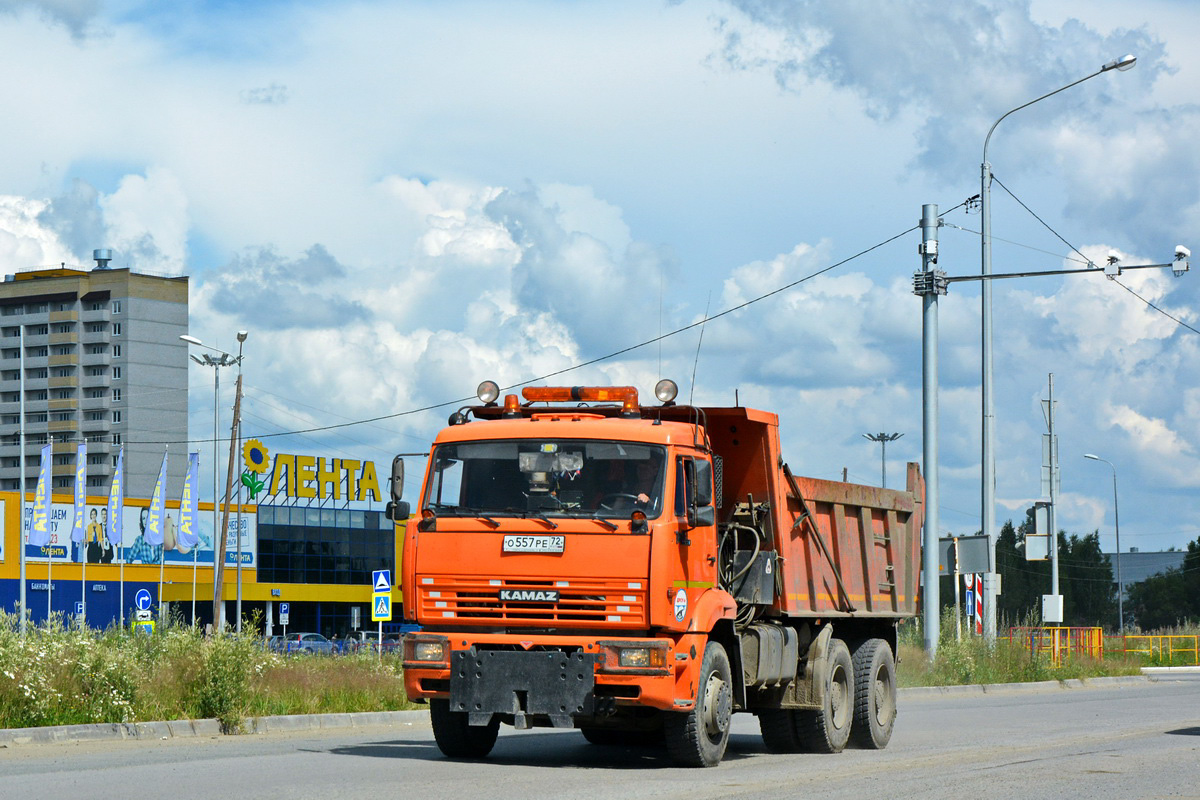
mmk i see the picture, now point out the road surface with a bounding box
[1,675,1197,799]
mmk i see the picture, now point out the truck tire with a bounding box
[758,708,803,753]
[850,638,897,749]
[665,642,733,767]
[795,637,853,754]
[429,698,500,759]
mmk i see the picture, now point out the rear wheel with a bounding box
[795,637,853,754]
[429,698,500,759]
[665,642,733,767]
[850,638,897,749]
[758,708,804,753]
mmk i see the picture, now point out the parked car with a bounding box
[283,632,337,655]
[343,630,402,654]
[266,635,285,653]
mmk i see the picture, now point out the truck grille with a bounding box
[417,576,648,627]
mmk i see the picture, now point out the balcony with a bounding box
[48,419,75,433]
[48,310,78,324]
[81,352,111,368]
[81,308,110,324]
[48,375,78,389]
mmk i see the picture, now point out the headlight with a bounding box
[597,641,669,674]
[404,635,450,665]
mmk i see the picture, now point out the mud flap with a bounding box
[450,649,598,729]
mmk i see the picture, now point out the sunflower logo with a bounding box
[243,439,270,474]
[241,439,270,499]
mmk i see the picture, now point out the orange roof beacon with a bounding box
[391,379,925,767]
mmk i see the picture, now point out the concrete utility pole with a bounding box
[863,432,904,488]
[914,203,946,655]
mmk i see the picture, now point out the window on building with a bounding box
[1,370,17,381]
[51,389,74,400]
[50,345,74,356]
[87,476,106,488]
[52,323,73,334]
[111,301,122,314]
[26,389,47,400]
[53,476,72,489]
[26,412,47,423]
[85,410,106,421]
[85,366,106,377]
[2,349,19,360]
[1,306,22,316]
[50,367,73,378]
[51,412,73,422]
[112,410,121,423]
[1,392,16,403]
[111,454,119,467]
[111,433,121,444]
[112,367,121,379]
[112,344,122,358]
[25,370,47,381]
[111,388,121,402]
[2,327,17,338]
[85,344,107,355]
[88,302,105,312]
[27,324,48,336]
[26,304,46,314]
[112,322,122,335]
[86,322,106,333]
[1,415,17,425]
[25,346,47,357]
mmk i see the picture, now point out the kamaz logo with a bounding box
[499,589,559,602]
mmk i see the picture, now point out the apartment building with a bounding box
[0,252,189,499]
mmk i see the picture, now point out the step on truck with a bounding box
[391,380,925,767]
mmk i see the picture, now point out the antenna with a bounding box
[689,293,711,405]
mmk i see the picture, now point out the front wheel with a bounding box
[850,638,897,749]
[665,642,733,767]
[429,698,500,759]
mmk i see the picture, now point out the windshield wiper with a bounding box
[590,514,618,531]
[524,510,559,530]
[442,507,500,527]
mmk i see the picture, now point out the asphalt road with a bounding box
[2,675,1198,800]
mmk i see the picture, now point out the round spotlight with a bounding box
[477,380,500,404]
[654,379,679,404]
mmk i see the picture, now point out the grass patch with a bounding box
[0,611,418,731]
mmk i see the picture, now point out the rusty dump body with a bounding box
[695,404,924,619]
[399,387,925,766]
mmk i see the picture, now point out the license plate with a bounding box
[502,535,565,553]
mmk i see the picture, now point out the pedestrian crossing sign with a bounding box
[372,593,392,621]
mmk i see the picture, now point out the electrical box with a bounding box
[1042,594,1063,624]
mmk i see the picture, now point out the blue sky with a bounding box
[0,0,1197,554]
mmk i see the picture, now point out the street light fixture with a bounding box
[180,334,240,632]
[862,432,904,489]
[978,54,1136,641]
[1084,453,1124,633]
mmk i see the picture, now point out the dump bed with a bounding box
[691,405,924,619]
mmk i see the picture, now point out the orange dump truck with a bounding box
[392,380,925,767]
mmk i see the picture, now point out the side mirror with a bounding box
[687,505,715,528]
[694,460,713,506]
[385,500,411,522]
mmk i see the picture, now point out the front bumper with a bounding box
[403,632,699,720]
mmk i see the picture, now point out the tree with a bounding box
[1125,535,1200,629]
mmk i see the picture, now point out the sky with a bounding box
[0,0,1196,556]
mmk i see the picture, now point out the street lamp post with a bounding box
[979,53,1136,640]
[180,335,239,632]
[1084,453,1123,633]
[863,432,904,489]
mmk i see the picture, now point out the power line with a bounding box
[131,214,946,446]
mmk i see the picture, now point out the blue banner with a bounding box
[29,443,52,547]
[177,452,200,549]
[146,451,168,546]
[71,443,86,544]
[106,447,124,547]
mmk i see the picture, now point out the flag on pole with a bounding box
[107,447,124,548]
[71,443,86,547]
[29,443,52,547]
[177,452,200,549]
[146,451,168,546]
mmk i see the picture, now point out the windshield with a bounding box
[422,440,666,519]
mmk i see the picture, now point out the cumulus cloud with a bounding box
[0,0,99,37]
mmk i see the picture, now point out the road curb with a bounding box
[900,673,1153,699]
[0,710,427,749]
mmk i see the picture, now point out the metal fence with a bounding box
[1004,627,1200,667]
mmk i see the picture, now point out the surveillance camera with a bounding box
[1175,245,1191,260]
